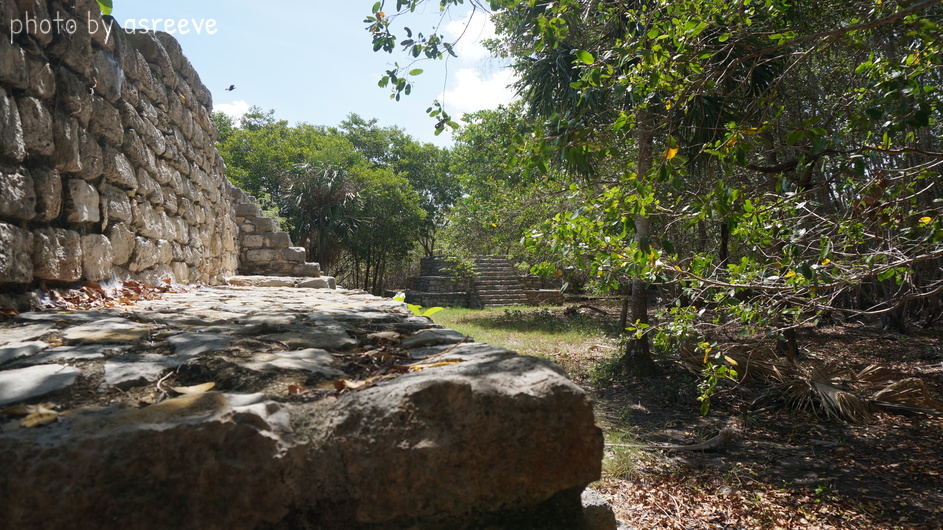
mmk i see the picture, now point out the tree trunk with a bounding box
[618,113,657,377]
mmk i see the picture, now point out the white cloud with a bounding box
[443,10,496,63]
[440,68,518,115]
[439,11,518,115]
[214,99,250,121]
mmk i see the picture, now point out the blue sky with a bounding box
[111,1,517,147]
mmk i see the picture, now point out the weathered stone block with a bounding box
[0,37,29,90]
[0,223,33,284]
[293,262,322,278]
[131,201,163,240]
[107,222,135,266]
[16,96,54,157]
[156,239,173,265]
[282,246,306,263]
[0,165,36,221]
[102,147,137,189]
[51,115,81,173]
[243,235,264,249]
[65,179,100,223]
[246,249,278,263]
[25,57,56,100]
[264,231,292,250]
[81,234,113,282]
[129,237,158,272]
[31,166,62,223]
[32,228,82,282]
[101,185,132,223]
[252,217,278,233]
[75,128,104,181]
[55,66,92,127]
[91,50,122,103]
[234,203,261,218]
[88,97,124,147]
[0,88,26,162]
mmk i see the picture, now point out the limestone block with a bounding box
[81,234,113,282]
[31,166,62,222]
[0,88,26,162]
[25,57,56,100]
[0,223,34,284]
[75,128,103,181]
[173,217,188,243]
[246,249,278,263]
[139,169,163,206]
[16,96,54,157]
[101,185,132,223]
[131,201,162,239]
[47,13,94,79]
[129,237,158,272]
[32,228,83,282]
[0,37,29,90]
[171,261,189,283]
[161,186,178,214]
[90,50,122,103]
[102,147,137,189]
[263,232,291,250]
[55,66,92,127]
[156,239,173,265]
[168,163,186,195]
[122,129,148,168]
[88,97,124,147]
[171,242,184,262]
[65,179,101,223]
[243,235,264,249]
[282,247,306,263]
[293,262,322,278]
[51,115,81,173]
[252,217,278,233]
[142,117,166,156]
[0,165,36,221]
[107,222,135,266]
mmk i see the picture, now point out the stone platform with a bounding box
[0,282,608,529]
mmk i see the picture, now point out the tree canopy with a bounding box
[367,0,943,382]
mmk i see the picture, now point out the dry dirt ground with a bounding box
[560,307,943,530]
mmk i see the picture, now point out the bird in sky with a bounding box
[225,85,236,91]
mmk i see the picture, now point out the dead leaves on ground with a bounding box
[40,280,185,311]
[1,403,61,429]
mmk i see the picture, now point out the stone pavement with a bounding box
[0,278,610,529]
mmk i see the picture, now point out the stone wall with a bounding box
[0,1,320,303]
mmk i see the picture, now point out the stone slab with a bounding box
[0,364,82,406]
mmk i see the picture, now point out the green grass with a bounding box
[431,306,621,372]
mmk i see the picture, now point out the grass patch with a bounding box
[431,306,621,374]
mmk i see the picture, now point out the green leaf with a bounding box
[422,307,445,317]
[574,49,595,65]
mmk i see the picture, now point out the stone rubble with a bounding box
[0,280,614,529]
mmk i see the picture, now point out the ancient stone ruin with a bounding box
[0,2,611,528]
[0,0,324,311]
[405,256,566,308]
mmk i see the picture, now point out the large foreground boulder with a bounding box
[0,284,603,529]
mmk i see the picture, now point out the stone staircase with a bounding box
[472,256,529,307]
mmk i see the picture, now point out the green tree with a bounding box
[367,0,943,383]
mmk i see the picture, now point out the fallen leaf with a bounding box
[21,411,59,428]
[409,361,463,371]
[2,403,57,417]
[171,382,216,395]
